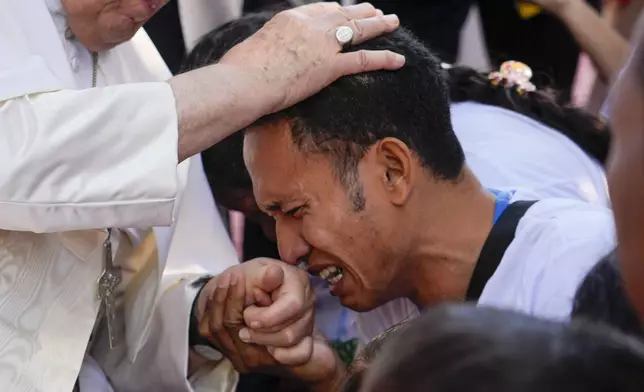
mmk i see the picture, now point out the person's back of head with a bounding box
[362,305,644,392]
[572,249,643,337]
[445,64,611,164]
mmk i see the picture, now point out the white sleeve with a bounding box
[0,84,180,233]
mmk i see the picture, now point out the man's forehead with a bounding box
[243,119,294,164]
[243,120,306,201]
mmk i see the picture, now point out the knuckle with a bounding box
[357,50,370,70]
[374,14,387,25]
[211,320,225,334]
[351,20,364,39]
[290,293,305,311]
[386,51,399,66]
[283,328,296,346]
[334,8,349,21]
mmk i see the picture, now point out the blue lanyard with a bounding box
[488,189,514,224]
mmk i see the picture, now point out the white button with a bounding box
[71,56,79,71]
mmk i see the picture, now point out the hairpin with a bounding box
[488,60,536,94]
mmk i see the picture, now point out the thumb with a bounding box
[246,262,284,301]
[258,263,285,295]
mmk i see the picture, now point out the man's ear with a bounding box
[374,138,414,206]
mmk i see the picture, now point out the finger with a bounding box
[253,287,273,307]
[269,336,314,366]
[346,14,400,45]
[296,1,341,16]
[224,269,259,372]
[247,263,284,300]
[334,50,405,76]
[243,290,305,330]
[340,3,379,20]
[239,308,314,347]
[242,300,313,333]
[208,273,237,352]
[223,269,246,327]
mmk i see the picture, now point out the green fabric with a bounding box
[330,339,359,367]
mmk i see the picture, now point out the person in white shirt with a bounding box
[241,26,617,386]
[0,1,405,391]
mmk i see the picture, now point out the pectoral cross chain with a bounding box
[97,228,121,349]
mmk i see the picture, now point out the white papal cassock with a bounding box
[0,0,240,391]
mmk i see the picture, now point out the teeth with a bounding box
[319,266,337,280]
[328,274,343,285]
[318,266,343,285]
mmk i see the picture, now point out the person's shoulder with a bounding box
[481,196,616,320]
[516,196,615,245]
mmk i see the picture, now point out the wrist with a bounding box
[217,58,284,117]
[170,63,280,162]
[192,275,214,326]
[189,276,224,362]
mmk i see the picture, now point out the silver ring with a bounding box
[335,26,354,46]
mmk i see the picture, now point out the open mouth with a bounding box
[317,266,344,286]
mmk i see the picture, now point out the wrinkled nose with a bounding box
[275,218,311,266]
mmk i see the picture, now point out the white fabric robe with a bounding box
[0,0,239,391]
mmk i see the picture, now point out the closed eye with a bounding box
[284,206,303,217]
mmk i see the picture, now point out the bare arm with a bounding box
[0,2,402,232]
[170,64,278,163]
[554,0,630,81]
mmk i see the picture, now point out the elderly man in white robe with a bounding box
[0,1,403,391]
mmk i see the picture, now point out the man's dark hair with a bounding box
[572,249,643,337]
[257,28,464,210]
[184,12,465,209]
[364,304,644,392]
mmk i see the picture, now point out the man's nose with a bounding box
[275,218,310,266]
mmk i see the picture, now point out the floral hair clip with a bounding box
[488,60,536,94]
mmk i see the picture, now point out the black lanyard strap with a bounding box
[466,200,538,301]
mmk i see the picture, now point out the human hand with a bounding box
[218,2,404,114]
[198,265,342,386]
[196,258,317,366]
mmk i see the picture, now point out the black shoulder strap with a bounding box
[465,200,538,301]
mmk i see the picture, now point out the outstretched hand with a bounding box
[219,2,404,114]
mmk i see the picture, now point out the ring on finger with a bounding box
[335,25,354,46]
